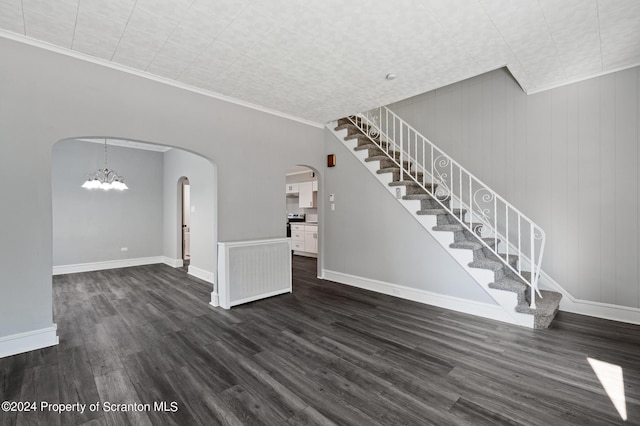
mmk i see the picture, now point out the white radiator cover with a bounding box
[214,238,292,309]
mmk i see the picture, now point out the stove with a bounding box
[287,213,305,237]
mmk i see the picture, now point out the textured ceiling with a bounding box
[1,0,639,124]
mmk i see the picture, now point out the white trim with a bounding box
[0,325,59,358]
[524,62,640,95]
[226,289,291,308]
[53,256,164,275]
[162,257,184,268]
[79,138,172,152]
[217,237,292,247]
[0,30,323,129]
[286,169,315,177]
[210,292,220,307]
[538,272,640,325]
[322,269,514,324]
[188,265,215,284]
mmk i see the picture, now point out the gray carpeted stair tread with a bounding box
[377,168,425,180]
[345,133,379,142]
[365,155,409,165]
[335,123,362,132]
[433,223,465,232]
[489,276,528,293]
[388,180,436,188]
[417,208,466,216]
[469,258,504,271]
[516,290,563,329]
[498,253,519,266]
[450,237,497,250]
[377,166,401,174]
[403,193,450,202]
[355,145,402,159]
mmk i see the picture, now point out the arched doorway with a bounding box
[51,137,217,286]
[180,177,191,271]
[285,165,322,278]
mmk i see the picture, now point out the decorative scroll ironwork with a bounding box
[432,155,451,199]
[472,188,495,237]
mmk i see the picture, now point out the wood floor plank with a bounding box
[94,369,152,426]
[1,258,639,425]
[57,346,102,425]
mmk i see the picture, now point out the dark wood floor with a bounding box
[1,256,639,425]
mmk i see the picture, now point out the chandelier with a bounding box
[81,139,128,190]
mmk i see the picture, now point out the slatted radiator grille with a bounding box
[216,238,292,309]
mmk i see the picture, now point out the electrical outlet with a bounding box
[121,247,128,252]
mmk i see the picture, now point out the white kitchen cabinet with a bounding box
[286,183,299,194]
[299,181,315,208]
[291,224,305,251]
[304,225,318,254]
[291,223,318,255]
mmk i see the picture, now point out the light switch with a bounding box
[329,194,335,202]
[191,205,196,213]
[331,203,335,211]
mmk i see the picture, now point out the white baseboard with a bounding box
[210,292,220,307]
[188,265,215,284]
[539,272,640,325]
[0,325,59,358]
[322,270,514,324]
[53,256,164,275]
[162,257,184,268]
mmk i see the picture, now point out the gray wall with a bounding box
[52,140,164,265]
[163,148,216,275]
[322,128,496,304]
[0,37,323,339]
[389,66,640,308]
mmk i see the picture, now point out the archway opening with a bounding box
[180,177,191,271]
[51,137,217,290]
[285,165,322,278]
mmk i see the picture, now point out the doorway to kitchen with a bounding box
[286,166,320,278]
[181,177,191,271]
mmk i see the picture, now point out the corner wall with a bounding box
[388,66,640,310]
[163,149,216,280]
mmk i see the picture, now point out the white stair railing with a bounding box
[348,107,545,309]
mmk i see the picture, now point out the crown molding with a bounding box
[0,30,324,129]
[77,138,172,152]
[525,62,640,95]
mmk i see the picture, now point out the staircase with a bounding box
[330,108,562,329]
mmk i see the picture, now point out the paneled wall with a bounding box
[388,67,640,308]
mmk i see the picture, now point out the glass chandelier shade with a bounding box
[81,139,128,191]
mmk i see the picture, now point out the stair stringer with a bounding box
[329,123,535,328]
